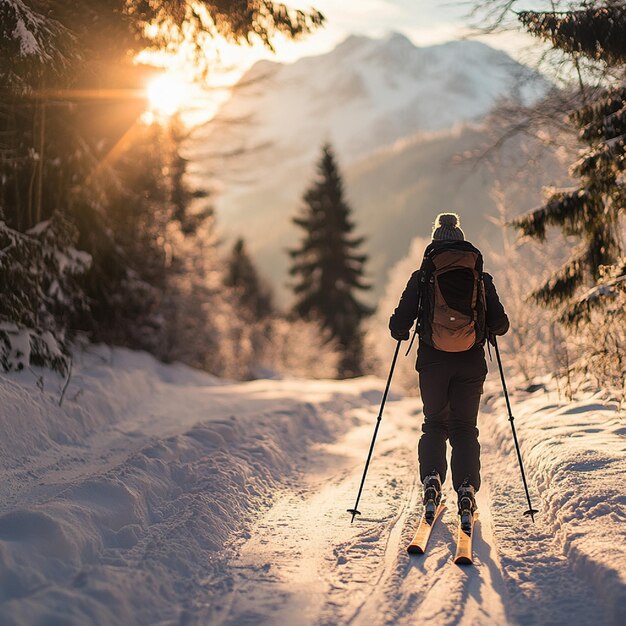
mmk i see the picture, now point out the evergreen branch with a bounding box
[572,135,626,178]
[511,186,589,239]
[518,6,626,66]
[344,235,366,248]
[575,87,626,140]
[564,263,626,325]
[531,253,587,308]
[0,0,76,90]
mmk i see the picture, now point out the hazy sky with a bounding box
[216,0,535,72]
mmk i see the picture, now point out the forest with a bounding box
[1,1,625,399]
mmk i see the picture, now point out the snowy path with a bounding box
[0,350,622,626]
[204,396,614,626]
[205,400,607,626]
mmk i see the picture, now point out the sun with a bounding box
[146,73,190,116]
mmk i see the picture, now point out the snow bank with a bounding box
[0,346,382,625]
[482,379,626,625]
[0,345,220,465]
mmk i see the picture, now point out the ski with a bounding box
[454,510,479,565]
[407,500,445,554]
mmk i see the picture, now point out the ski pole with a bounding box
[347,340,402,524]
[493,336,539,522]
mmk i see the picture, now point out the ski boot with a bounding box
[457,482,477,533]
[422,472,442,524]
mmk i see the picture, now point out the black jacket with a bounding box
[389,250,509,344]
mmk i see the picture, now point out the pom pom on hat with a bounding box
[437,213,459,228]
[432,212,465,241]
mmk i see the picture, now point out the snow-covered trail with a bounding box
[211,395,614,626]
[0,349,622,626]
[0,350,385,626]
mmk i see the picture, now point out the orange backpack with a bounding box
[417,241,487,352]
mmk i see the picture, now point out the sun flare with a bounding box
[146,73,190,116]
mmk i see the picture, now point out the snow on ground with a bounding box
[482,379,626,625]
[0,347,624,625]
[0,346,383,625]
[207,377,624,626]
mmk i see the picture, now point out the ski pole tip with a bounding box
[347,508,361,524]
[523,508,539,523]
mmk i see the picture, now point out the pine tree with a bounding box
[225,238,274,320]
[0,211,90,373]
[289,144,372,377]
[512,3,626,323]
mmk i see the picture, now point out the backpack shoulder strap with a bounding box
[404,265,427,357]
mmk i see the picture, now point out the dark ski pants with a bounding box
[416,345,487,492]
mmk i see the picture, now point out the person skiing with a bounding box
[389,213,509,527]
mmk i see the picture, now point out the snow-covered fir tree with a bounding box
[289,144,372,377]
[512,3,626,323]
[0,211,90,372]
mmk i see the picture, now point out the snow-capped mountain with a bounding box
[205,33,543,168]
[193,33,550,301]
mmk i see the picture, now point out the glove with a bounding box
[391,327,410,341]
[487,332,496,346]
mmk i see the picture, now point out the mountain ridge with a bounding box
[206,32,547,167]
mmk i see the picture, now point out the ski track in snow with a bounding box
[0,348,623,625]
[212,396,617,626]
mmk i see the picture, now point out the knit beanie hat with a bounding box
[432,212,465,241]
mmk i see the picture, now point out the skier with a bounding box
[389,213,509,527]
